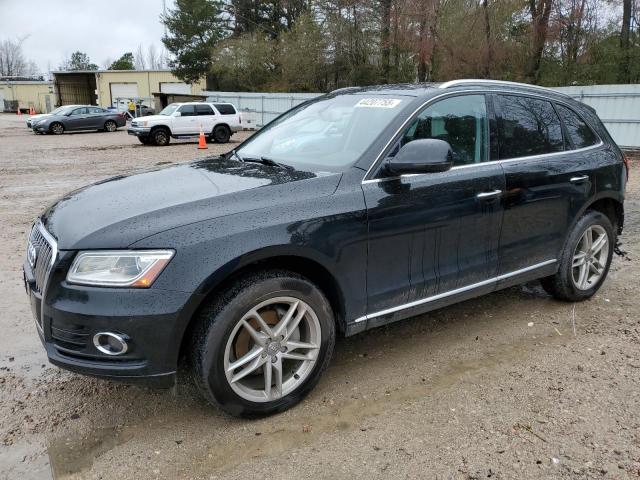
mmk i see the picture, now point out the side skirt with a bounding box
[347,259,557,334]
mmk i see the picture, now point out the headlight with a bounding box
[67,250,174,288]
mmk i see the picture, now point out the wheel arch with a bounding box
[178,249,347,363]
[580,194,624,235]
[213,122,231,132]
[150,124,171,134]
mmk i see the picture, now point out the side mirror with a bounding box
[385,139,453,175]
[173,111,182,117]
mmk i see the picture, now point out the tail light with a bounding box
[622,153,630,181]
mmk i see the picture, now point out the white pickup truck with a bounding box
[127,102,242,146]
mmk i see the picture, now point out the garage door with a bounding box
[110,83,139,109]
[160,82,191,95]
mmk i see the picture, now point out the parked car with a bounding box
[24,80,626,417]
[26,105,82,128]
[127,102,242,145]
[107,104,155,118]
[31,106,127,134]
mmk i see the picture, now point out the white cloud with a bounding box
[0,0,175,73]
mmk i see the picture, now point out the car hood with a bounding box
[28,113,51,121]
[132,114,167,124]
[41,157,341,250]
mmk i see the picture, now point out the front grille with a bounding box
[27,222,57,293]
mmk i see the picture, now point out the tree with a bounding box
[135,44,147,70]
[161,0,226,83]
[526,0,554,83]
[619,0,632,82]
[109,52,135,70]
[60,51,98,71]
[0,37,38,77]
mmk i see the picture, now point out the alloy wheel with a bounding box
[223,297,321,403]
[571,224,609,290]
[105,121,116,132]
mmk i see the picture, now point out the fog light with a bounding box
[93,332,129,356]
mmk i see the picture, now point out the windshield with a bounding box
[159,104,179,116]
[49,106,67,115]
[237,95,410,171]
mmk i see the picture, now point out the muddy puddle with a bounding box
[45,320,573,478]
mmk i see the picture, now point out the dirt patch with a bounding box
[0,113,639,479]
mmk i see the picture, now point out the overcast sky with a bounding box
[0,0,175,73]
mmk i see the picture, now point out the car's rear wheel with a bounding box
[151,128,170,146]
[104,120,117,132]
[541,210,614,301]
[191,270,335,417]
[50,122,64,135]
[212,125,231,143]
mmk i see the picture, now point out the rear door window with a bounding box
[555,104,599,149]
[71,107,88,116]
[495,95,563,159]
[214,104,236,115]
[394,94,488,166]
[195,104,214,116]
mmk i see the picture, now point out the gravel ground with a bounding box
[0,113,639,480]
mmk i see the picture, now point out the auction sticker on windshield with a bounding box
[355,98,402,108]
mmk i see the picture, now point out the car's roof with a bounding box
[171,101,235,105]
[330,83,439,97]
[330,79,574,102]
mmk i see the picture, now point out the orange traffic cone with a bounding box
[30,106,36,115]
[198,126,208,150]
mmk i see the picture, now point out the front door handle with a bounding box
[476,189,503,200]
[570,175,589,184]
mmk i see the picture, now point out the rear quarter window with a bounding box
[214,104,237,115]
[555,104,599,149]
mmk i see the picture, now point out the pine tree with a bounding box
[161,0,226,84]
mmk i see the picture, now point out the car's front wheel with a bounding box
[151,128,170,146]
[137,137,150,145]
[191,270,335,417]
[50,122,64,135]
[541,210,614,301]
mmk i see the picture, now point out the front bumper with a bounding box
[32,124,48,133]
[24,249,201,387]
[127,126,151,138]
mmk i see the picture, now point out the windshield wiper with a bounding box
[241,156,294,171]
[225,149,244,162]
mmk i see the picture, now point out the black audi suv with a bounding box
[24,80,626,416]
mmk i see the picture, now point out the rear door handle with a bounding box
[570,175,589,184]
[476,189,502,200]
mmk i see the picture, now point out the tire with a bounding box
[104,120,117,132]
[191,270,335,417]
[151,128,170,146]
[137,137,150,145]
[50,122,64,135]
[212,125,231,143]
[541,210,614,302]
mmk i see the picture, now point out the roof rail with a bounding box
[439,79,572,98]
